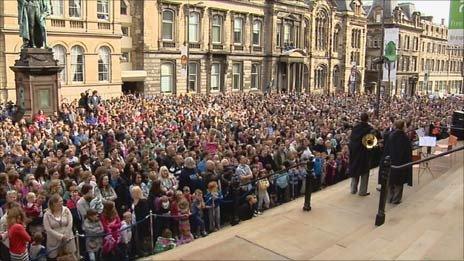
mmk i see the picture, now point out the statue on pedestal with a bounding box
[18,0,51,49]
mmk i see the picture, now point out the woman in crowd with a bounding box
[131,186,150,257]
[43,194,76,260]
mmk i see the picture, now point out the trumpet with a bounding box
[362,133,378,149]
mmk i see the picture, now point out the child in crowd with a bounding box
[66,183,82,232]
[257,170,270,212]
[313,152,325,191]
[191,189,207,238]
[288,163,300,200]
[120,211,133,260]
[155,229,176,254]
[182,186,192,204]
[325,154,337,186]
[204,181,222,232]
[29,232,46,261]
[7,207,31,260]
[23,192,40,223]
[82,209,104,261]
[275,162,289,204]
[177,199,194,245]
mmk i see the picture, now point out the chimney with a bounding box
[441,18,445,25]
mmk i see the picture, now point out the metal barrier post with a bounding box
[75,231,80,260]
[375,156,391,226]
[303,157,314,211]
[149,210,154,254]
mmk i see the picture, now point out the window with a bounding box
[51,0,64,17]
[121,27,129,36]
[212,15,222,44]
[251,64,261,90]
[232,63,242,90]
[52,45,66,83]
[162,10,174,41]
[97,0,109,20]
[284,23,292,45]
[71,46,84,82]
[188,62,198,92]
[333,66,340,89]
[188,12,200,43]
[211,63,221,91]
[98,47,111,82]
[276,23,282,47]
[121,52,130,62]
[161,62,174,93]
[69,0,82,18]
[314,65,327,89]
[333,26,340,52]
[120,0,127,15]
[233,17,243,44]
[252,20,261,46]
[315,10,328,50]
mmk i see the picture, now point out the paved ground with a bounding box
[143,143,463,260]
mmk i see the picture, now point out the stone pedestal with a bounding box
[10,48,63,117]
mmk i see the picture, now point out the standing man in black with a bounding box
[384,120,413,204]
[349,112,373,196]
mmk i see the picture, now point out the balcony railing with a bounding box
[189,43,201,49]
[162,42,176,48]
[51,19,65,28]
[98,23,111,30]
[253,46,262,52]
[212,44,223,50]
[70,20,84,29]
[234,45,244,51]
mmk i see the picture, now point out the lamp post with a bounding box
[375,0,386,118]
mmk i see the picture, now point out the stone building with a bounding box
[131,0,368,95]
[0,0,139,102]
[365,0,463,96]
[0,0,368,102]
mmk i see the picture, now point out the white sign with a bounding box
[382,28,399,83]
[419,136,437,147]
[180,45,188,56]
[181,67,187,78]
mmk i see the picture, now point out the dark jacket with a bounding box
[133,199,150,237]
[384,130,413,186]
[348,122,373,177]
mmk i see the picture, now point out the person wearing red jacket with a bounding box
[7,207,31,260]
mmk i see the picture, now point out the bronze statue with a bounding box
[18,0,51,49]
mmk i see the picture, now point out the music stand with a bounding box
[417,136,437,183]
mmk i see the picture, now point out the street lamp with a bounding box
[375,0,386,118]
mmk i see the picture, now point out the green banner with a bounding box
[449,0,464,29]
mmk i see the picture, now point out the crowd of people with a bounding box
[0,90,462,261]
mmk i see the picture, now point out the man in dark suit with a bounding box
[348,112,373,196]
[384,120,413,204]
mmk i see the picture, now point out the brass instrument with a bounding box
[362,133,378,149]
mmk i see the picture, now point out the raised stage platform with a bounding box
[144,144,463,260]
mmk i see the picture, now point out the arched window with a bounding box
[315,10,328,50]
[98,47,111,82]
[233,17,243,44]
[314,65,327,89]
[162,10,174,40]
[71,46,84,82]
[252,20,262,46]
[188,12,200,43]
[333,66,340,90]
[212,15,222,44]
[52,45,67,83]
[161,62,175,93]
[51,0,64,16]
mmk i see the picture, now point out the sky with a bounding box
[364,0,451,25]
